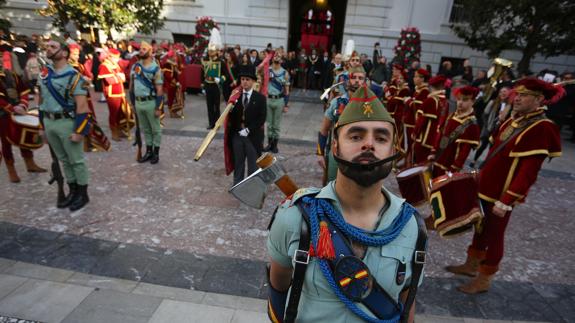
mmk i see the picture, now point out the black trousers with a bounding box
[205,83,221,127]
[232,134,258,185]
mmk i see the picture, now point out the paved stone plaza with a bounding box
[0,91,573,322]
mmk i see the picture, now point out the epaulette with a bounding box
[287,187,321,207]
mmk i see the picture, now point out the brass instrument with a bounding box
[554,79,575,86]
[194,88,242,161]
[483,58,513,102]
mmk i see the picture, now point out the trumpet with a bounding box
[483,57,513,102]
[554,79,575,86]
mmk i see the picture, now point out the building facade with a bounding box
[3,0,574,74]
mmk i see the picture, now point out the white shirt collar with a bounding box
[243,88,253,97]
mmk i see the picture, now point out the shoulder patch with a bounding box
[289,187,321,206]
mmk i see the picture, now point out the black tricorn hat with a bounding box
[237,64,257,80]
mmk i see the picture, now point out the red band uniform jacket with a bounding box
[433,112,480,177]
[478,108,562,206]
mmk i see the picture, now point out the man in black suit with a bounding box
[227,65,267,185]
[372,42,382,67]
[249,49,261,67]
[320,50,333,90]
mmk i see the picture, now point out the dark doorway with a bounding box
[173,33,195,47]
[440,56,466,76]
[288,0,347,54]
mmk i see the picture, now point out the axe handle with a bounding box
[256,153,299,197]
[276,175,298,197]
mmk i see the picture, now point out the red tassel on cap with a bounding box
[316,221,335,260]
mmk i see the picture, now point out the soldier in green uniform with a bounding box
[129,41,164,164]
[264,51,290,153]
[38,37,92,211]
[267,85,425,323]
[317,65,366,184]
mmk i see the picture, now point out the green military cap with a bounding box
[347,65,365,75]
[49,33,68,49]
[335,84,394,130]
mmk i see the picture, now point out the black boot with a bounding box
[263,138,273,152]
[57,182,77,209]
[138,146,153,163]
[150,146,160,164]
[69,184,89,211]
[271,138,279,154]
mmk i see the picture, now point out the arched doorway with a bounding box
[288,0,348,54]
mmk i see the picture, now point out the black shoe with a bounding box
[263,138,273,152]
[138,146,153,163]
[69,184,89,211]
[150,146,160,164]
[207,125,214,130]
[271,138,279,154]
[57,182,77,208]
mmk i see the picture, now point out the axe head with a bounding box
[320,81,344,100]
[228,156,287,209]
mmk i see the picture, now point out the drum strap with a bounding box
[435,118,476,161]
[478,114,546,169]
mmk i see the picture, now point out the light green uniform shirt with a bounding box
[39,64,87,113]
[267,181,422,322]
[131,60,163,97]
[268,66,289,96]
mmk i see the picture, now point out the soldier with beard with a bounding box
[317,65,366,184]
[263,51,290,154]
[267,85,425,323]
[38,37,92,211]
[129,41,164,164]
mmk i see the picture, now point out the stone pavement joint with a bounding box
[0,261,534,323]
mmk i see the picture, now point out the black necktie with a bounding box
[243,93,249,107]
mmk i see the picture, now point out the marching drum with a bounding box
[7,111,44,150]
[396,165,431,206]
[429,171,483,238]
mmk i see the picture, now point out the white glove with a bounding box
[238,128,250,137]
[214,77,221,84]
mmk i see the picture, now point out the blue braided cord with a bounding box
[301,196,414,247]
[43,68,77,110]
[133,63,158,91]
[299,196,413,322]
[48,68,77,79]
[318,259,402,323]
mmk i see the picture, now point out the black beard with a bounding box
[139,53,150,59]
[47,48,61,60]
[348,83,360,93]
[333,151,399,187]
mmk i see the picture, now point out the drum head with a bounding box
[13,114,40,127]
[397,165,428,178]
[334,256,373,302]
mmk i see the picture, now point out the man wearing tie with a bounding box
[226,65,267,185]
[372,42,382,67]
